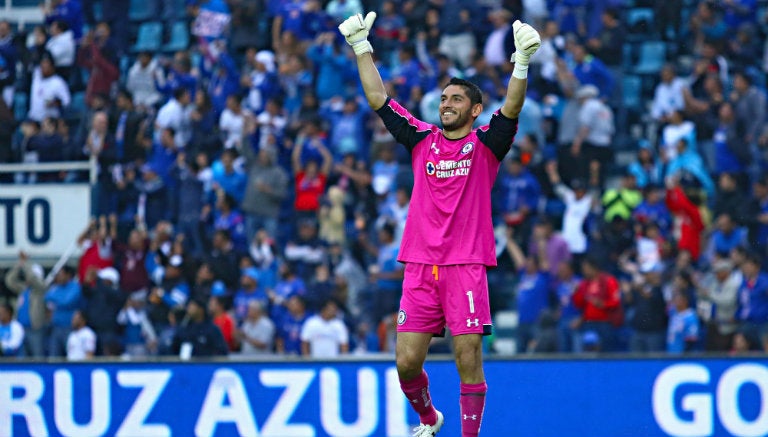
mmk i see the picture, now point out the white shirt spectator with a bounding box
[579,97,615,147]
[256,109,287,150]
[0,319,24,356]
[483,23,510,67]
[554,184,592,254]
[45,30,75,68]
[661,120,696,161]
[28,67,71,122]
[126,57,162,109]
[219,108,248,149]
[300,315,349,358]
[155,97,191,148]
[650,77,686,121]
[240,316,275,355]
[67,325,96,361]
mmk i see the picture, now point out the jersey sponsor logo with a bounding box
[434,159,471,179]
[397,309,407,325]
[461,142,474,154]
[425,161,436,176]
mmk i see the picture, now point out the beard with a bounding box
[440,111,472,131]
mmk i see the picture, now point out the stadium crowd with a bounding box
[1,0,768,360]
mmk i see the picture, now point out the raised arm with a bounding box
[338,13,388,110]
[501,21,541,119]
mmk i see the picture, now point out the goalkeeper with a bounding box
[340,12,540,437]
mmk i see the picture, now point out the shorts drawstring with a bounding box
[432,265,439,281]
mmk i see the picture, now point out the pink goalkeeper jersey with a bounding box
[375,98,518,267]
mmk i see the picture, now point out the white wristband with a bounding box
[512,63,528,79]
[352,40,373,56]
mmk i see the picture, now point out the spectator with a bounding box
[117,291,157,357]
[697,259,741,352]
[292,131,333,218]
[276,294,310,355]
[569,84,615,187]
[712,172,748,224]
[746,176,768,255]
[602,173,642,223]
[527,217,571,277]
[237,300,276,355]
[219,94,249,150]
[713,101,749,180]
[666,139,715,199]
[0,303,24,357]
[650,64,687,124]
[66,310,97,361]
[205,229,240,289]
[77,22,119,108]
[233,267,268,323]
[436,0,477,69]
[244,49,280,115]
[497,155,540,238]
[147,255,190,333]
[357,220,402,323]
[156,52,197,104]
[300,299,349,358]
[285,219,327,282]
[586,8,624,71]
[252,97,288,152]
[4,253,47,357]
[554,260,581,353]
[319,185,346,245]
[81,266,125,355]
[126,51,163,111]
[666,290,700,354]
[208,295,236,352]
[46,20,75,80]
[321,96,369,160]
[28,54,71,122]
[307,33,352,102]
[633,185,673,237]
[188,91,220,156]
[704,213,748,264]
[45,266,82,357]
[239,142,288,242]
[43,0,84,40]
[623,263,668,353]
[482,8,514,68]
[212,189,247,253]
[172,298,228,357]
[545,162,593,260]
[155,87,192,149]
[569,41,614,100]
[730,70,766,146]
[572,257,621,351]
[0,20,18,107]
[269,263,306,321]
[665,176,705,262]
[211,148,247,204]
[736,253,768,351]
[506,228,552,354]
[110,89,146,166]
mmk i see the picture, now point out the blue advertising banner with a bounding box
[1,357,767,437]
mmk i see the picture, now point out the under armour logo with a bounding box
[464,414,478,420]
[466,318,479,327]
[431,143,440,154]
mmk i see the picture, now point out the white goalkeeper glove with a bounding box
[338,12,377,56]
[510,20,541,79]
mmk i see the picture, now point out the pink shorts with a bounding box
[397,263,492,336]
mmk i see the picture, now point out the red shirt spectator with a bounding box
[209,296,236,351]
[292,131,332,213]
[76,219,113,284]
[573,263,621,323]
[666,183,705,261]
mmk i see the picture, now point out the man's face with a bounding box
[92,113,108,133]
[0,307,10,324]
[439,85,479,131]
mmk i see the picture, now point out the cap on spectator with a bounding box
[211,280,227,296]
[242,267,259,282]
[713,259,733,272]
[168,255,183,268]
[575,85,599,99]
[97,267,121,283]
[255,50,276,72]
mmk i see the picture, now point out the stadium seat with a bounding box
[162,0,187,20]
[129,0,157,22]
[130,21,163,53]
[626,8,654,38]
[633,41,667,75]
[162,21,190,53]
[622,75,642,108]
[13,92,27,121]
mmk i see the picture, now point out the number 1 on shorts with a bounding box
[466,290,475,314]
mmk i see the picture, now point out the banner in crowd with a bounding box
[1,357,767,437]
[0,185,90,260]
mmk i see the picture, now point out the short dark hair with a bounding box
[446,77,483,106]
[173,87,188,101]
[0,302,13,317]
